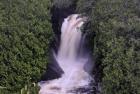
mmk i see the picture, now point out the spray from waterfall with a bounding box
[39,14,93,94]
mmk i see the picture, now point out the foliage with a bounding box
[0,0,53,92]
[0,0,140,94]
[19,83,39,94]
[0,83,39,94]
[77,0,140,94]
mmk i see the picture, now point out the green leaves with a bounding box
[77,0,140,94]
[0,0,53,92]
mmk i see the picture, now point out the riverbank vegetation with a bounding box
[0,0,53,93]
[0,0,140,94]
[77,0,140,94]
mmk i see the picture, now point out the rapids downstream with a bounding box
[39,14,94,94]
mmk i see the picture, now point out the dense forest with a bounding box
[0,0,140,94]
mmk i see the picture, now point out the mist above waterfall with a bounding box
[39,14,93,94]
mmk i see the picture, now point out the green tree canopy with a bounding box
[0,0,53,92]
[77,0,140,94]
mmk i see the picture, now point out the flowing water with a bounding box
[39,14,94,94]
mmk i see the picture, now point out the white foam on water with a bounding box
[39,14,92,94]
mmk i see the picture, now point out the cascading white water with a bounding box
[39,14,93,94]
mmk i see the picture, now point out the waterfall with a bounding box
[39,14,93,94]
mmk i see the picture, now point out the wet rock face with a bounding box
[50,5,76,57]
[51,6,76,35]
[40,3,76,82]
[40,52,64,81]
